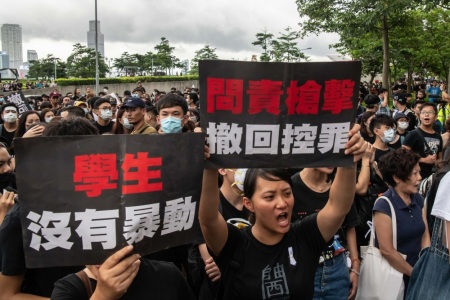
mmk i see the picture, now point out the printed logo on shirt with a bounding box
[262,263,289,299]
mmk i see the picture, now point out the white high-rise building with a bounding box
[1,24,23,69]
[87,20,105,59]
[27,50,38,62]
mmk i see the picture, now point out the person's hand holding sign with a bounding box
[0,189,15,224]
[87,245,141,300]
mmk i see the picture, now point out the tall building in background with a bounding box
[1,24,23,69]
[87,20,105,59]
[0,51,9,68]
[27,50,38,62]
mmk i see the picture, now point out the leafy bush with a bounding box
[55,75,199,86]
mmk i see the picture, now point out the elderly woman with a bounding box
[374,148,430,291]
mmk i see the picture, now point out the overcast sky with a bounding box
[1,0,341,63]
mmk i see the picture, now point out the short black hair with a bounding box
[146,105,158,117]
[420,102,437,114]
[59,106,86,118]
[94,97,111,109]
[369,114,395,134]
[43,118,99,136]
[40,101,52,110]
[379,148,420,187]
[1,103,18,114]
[156,93,188,115]
[244,169,293,200]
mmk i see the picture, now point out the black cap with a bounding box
[121,97,145,108]
[364,94,379,106]
[393,93,407,105]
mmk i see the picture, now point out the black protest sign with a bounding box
[199,60,362,168]
[6,91,32,117]
[15,133,205,268]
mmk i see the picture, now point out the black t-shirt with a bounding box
[374,147,393,162]
[0,125,16,148]
[94,121,114,134]
[219,191,250,227]
[291,173,359,260]
[0,203,82,297]
[403,128,443,178]
[216,215,326,300]
[51,259,195,300]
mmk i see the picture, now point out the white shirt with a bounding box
[431,172,450,221]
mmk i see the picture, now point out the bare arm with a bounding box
[374,212,412,276]
[380,91,388,108]
[347,227,359,300]
[355,144,375,196]
[198,169,228,256]
[0,192,15,224]
[0,273,47,300]
[317,126,366,242]
[421,208,430,248]
[198,243,220,282]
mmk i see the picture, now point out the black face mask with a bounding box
[0,172,17,192]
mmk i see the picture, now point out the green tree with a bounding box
[189,44,219,75]
[252,30,274,62]
[154,37,177,75]
[296,0,417,88]
[28,54,66,79]
[271,27,309,62]
[66,43,108,78]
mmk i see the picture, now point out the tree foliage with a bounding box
[252,27,309,62]
[66,43,108,78]
[28,54,67,80]
[296,0,417,87]
[189,44,219,75]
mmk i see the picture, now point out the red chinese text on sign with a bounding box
[207,78,243,114]
[73,154,118,197]
[322,79,355,114]
[122,152,163,195]
[247,80,283,115]
[285,80,322,115]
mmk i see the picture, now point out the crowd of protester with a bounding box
[0,79,58,92]
[0,76,449,300]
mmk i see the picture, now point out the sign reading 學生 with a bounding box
[15,133,205,268]
[199,60,362,169]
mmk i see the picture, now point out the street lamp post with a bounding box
[94,0,99,94]
[54,59,57,80]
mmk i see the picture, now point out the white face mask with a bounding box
[231,169,247,195]
[381,128,395,143]
[3,112,17,123]
[100,110,112,120]
[45,117,53,123]
[397,122,409,130]
[122,118,133,129]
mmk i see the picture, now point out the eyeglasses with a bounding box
[420,111,436,115]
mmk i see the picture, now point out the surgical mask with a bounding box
[100,110,112,120]
[189,116,198,123]
[0,98,4,103]
[45,117,53,123]
[397,122,409,130]
[161,116,182,133]
[231,169,247,196]
[3,113,17,123]
[83,108,89,115]
[122,118,134,129]
[381,128,395,143]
